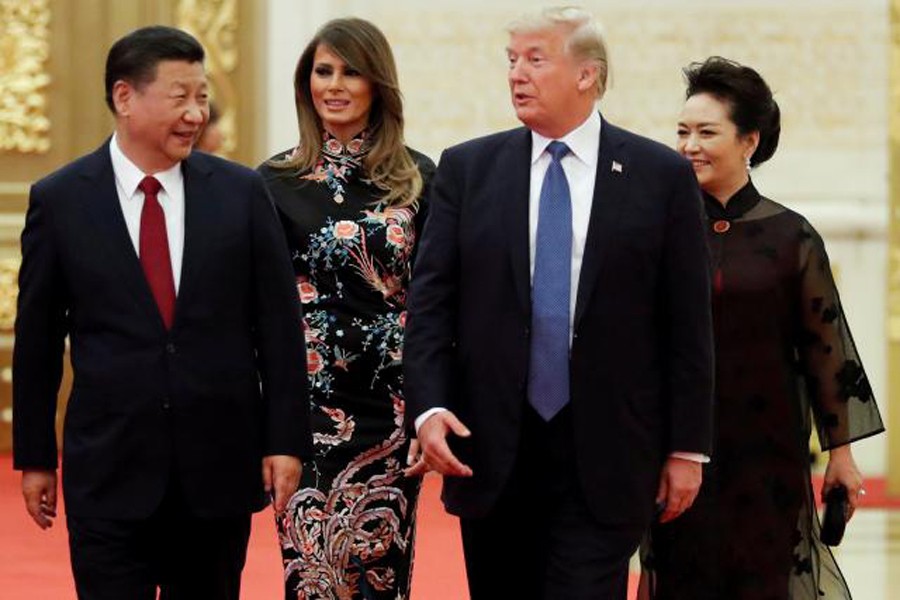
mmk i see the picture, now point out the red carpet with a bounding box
[0,459,468,599]
[0,454,681,598]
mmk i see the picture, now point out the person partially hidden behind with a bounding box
[12,25,311,600]
[195,99,224,154]
[403,6,714,599]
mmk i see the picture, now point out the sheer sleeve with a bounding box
[796,220,884,449]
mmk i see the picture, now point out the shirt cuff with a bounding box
[414,407,448,433]
[670,451,710,464]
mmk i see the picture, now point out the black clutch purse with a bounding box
[820,485,848,546]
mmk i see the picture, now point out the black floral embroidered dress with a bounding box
[642,182,884,600]
[259,133,434,600]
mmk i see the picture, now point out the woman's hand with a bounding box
[404,438,430,477]
[822,445,864,521]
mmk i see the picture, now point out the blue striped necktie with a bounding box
[528,140,572,421]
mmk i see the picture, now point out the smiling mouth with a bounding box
[324,100,350,109]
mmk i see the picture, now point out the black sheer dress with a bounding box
[641,181,884,600]
[259,133,435,600]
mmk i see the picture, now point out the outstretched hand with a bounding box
[404,411,473,478]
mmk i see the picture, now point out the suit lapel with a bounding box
[503,129,534,318]
[175,154,214,322]
[574,119,629,327]
[79,142,162,323]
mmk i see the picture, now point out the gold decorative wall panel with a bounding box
[0,0,263,452]
[0,0,52,154]
[176,0,240,157]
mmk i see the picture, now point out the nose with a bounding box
[326,72,345,90]
[183,102,205,124]
[508,57,527,83]
[680,133,700,154]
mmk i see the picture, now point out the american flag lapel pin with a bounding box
[611,161,623,173]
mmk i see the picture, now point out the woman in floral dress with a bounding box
[258,18,434,600]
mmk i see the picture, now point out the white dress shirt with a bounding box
[529,111,600,333]
[109,134,185,293]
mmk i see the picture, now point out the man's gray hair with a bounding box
[507,6,610,99]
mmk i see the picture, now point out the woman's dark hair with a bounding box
[683,56,780,167]
[105,25,205,113]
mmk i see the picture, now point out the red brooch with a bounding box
[712,220,731,234]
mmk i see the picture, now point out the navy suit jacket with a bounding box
[404,118,714,527]
[13,142,311,519]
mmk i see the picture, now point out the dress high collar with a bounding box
[703,180,761,221]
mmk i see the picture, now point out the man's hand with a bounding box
[262,455,302,513]
[404,411,473,478]
[655,457,702,523]
[22,469,58,529]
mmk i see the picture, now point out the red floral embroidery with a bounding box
[307,349,324,374]
[334,220,359,240]
[297,277,319,304]
[385,224,406,248]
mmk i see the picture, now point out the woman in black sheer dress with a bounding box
[640,57,884,600]
[258,18,434,599]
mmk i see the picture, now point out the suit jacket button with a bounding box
[162,398,172,410]
[166,343,176,354]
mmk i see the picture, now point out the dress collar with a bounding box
[321,129,369,160]
[704,180,761,221]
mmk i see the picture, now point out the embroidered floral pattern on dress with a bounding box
[263,135,433,600]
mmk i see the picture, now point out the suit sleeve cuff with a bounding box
[414,407,448,433]
[670,451,710,463]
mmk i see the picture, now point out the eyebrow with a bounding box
[506,45,546,54]
[678,121,722,128]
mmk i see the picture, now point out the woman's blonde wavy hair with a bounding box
[269,18,422,207]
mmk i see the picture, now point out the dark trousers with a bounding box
[67,477,252,600]
[460,406,642,600]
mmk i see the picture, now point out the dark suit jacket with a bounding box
[12,142,312,520]
[404,117,714,527]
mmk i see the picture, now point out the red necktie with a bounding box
[138,176,176,329]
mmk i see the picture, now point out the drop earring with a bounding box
[745,156,752,172]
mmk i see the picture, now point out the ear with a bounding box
[742,130,761,161]
[111,80,134,117]
[576,61,600,93]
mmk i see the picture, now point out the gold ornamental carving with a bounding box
[176,0,238,156]
[0,258,19,332]
[0,0,51,154]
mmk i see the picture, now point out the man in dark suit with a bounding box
[12,26,310,599]
[404,7,714,599]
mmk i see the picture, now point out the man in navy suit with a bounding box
[404,7,714,599]
[12,26,310,599]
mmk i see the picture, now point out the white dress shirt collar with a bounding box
[109,133,183,198]
[530,111,602,168]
